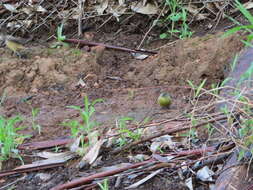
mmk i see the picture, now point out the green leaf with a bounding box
[91,98,104,106]
[239,63,253,84]
[168,29,180,33]
[246,32,253,41]
[231,54,238,71]
[57,23,66,42]
[169,13,182,21]
[238,149,245,161]
[67,105,82,111]
[196,78,206,97]
[223,25,248,38]
[220,77,232,87]
[235,0,253,25]
[160,33,168,39]
[241,40,253,47]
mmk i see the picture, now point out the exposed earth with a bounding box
[0,13,249,190]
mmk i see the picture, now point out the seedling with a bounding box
[116,117,142,147]
[159,0,192,39]
[57,23,66,42]
[71,49,82,56]
[98,178,109,190]
[210,83,220,96]
[0,115,28,162]
[231,54,238,72]
[223,0,253,46]
[180,128,198,143]
[238,118,253,161]
[63,96,103,149]
[187,79,207,99]
[56,23,69,48]
[238,63,253,85]
[53,146,60,153]
[31,108,41,134]
[204,123,215,139]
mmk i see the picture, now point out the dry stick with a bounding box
[0,163,64,178]
[106,117,187,139]
[111,115,228,155]
[63,39,157,55]
[77,0,83,37]
[0,176,25,190]
[51,160,152,190]
[18,137,73,150]
[162,146,216,157]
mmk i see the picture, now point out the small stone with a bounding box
[35,173,51,182]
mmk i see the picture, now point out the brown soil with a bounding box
[0,17,246,190]
[0,33,244,95]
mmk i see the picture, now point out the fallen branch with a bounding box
[163,146,216,157]
[18,137,73,150]
[63,39,157,55]
[0,163,64,178]
[51,160,153,190]
[111,115,228,155]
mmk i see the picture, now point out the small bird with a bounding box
[5,38,26,57]
[157,92,172,108]
[0,33,29,58]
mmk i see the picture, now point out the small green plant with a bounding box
[223,0,253,46]
[0,115,28,162]
[56,23,69,48]
[98,178,109,190]
[204,123,215,139]
[180,128,198,142]
[157,147,165,154]
[71,49,82,56]
[63,96,103,148]
[238,64,253,85]
[53,146,60,153]
[57,23,66,42]
[0,90,6,107]
[159,0,192,39]
[31,108,41,134]
[220,77,232,87]
[237,118,253,161]
[116,117,142,147]
[231,54,238,72]
[187,79,207,99]
[181,114,199,143]
[64,96,103,136]
[211,83,220,96]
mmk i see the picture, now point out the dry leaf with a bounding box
[3,4,18,12]
[185,177,193,190]
[77,138,105,168]
[125,169,163,189]
[95,0,109,15]
[131,2,158,15]
[196,166,214,182]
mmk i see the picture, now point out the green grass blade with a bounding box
[235,0,253,25]
[223,25,251,37]
[196,79,206,97]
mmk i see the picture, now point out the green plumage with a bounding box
[157,92,172,108]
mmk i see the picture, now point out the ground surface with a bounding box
[0,15,247,190]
